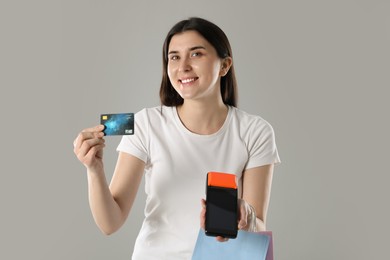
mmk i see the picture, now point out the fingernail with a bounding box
[238,221,246,229]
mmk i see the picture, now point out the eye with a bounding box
[191,52,202,57]
[169,55,179,61]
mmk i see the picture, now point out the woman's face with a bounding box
[167,30,227,103]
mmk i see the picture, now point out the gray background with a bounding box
[1,0,389,259]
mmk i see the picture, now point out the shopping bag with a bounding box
[192,229,274,260]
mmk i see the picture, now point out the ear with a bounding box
[219,57,233,77]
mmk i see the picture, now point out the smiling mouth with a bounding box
[179,77,198,84]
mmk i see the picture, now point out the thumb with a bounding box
[238,201,248,229]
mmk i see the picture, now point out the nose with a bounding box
[178,56,192,72]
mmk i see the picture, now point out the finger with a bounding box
[200,199,206,229]
[74,130,104,150]
[78,143,105,167]
[216,236,229,242]
[80,137,105,153]
[83,143,105,164]
[81,124,105,133]
[76,138,105,160]
[201,198,206,208]
[238,202,248,230]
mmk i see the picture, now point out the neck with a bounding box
[177,100,228,135]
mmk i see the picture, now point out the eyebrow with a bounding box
[168,46,206,55]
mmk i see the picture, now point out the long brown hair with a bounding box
[159,17,238,107]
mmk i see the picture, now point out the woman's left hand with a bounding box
[200,198,257,242]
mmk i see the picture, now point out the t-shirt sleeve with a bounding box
[245,119,281,170]
[116,109,149,163]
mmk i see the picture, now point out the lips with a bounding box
[179,77,198,84]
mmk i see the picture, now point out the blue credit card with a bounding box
[100,113,134,136]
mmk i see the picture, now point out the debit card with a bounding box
[100,113,134,136]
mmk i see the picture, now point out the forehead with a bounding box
[168,30,213,52]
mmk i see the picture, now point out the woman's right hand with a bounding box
[73,125,106,173]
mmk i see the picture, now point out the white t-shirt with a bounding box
[117,105,280,260]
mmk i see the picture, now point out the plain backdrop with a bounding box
[1,0,389,259]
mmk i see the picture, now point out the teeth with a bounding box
[181,78,195,84]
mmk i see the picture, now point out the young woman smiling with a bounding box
[73,17,280,260]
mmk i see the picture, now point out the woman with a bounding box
[73,17,280,260]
